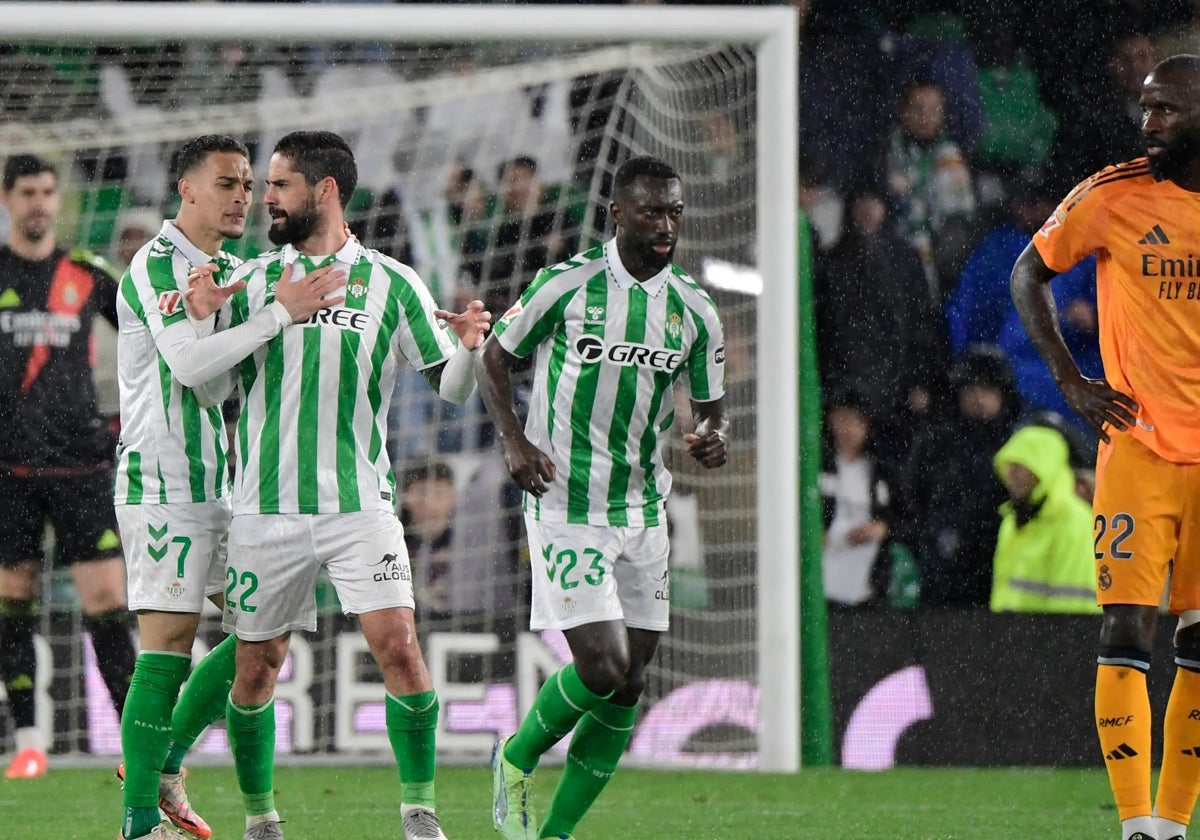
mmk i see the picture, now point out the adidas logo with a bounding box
[1105,742,1139,760]
[1138,224,1171,245]
[1181,746,1200,756]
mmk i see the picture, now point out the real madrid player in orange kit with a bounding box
[1012,55,1200,840]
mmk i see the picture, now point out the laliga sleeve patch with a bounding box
[157,290,182,316]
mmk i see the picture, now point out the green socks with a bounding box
[539,700,638,839]
[387,691,439,808]
[121,652,192,839]
[163,634,237,774]
[504,664,610,772]
[226,695,277,818]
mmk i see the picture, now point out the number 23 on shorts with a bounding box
[543,543,607,590]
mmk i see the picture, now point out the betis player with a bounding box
[1012,55,1200,840]
[115,134,344,840]
[477,156,729,840]
[217,131,489,840]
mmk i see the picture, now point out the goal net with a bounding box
[0,3,798,771]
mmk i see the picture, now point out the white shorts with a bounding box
[222,510,414,641]
[118,500,230,613]
[524,514,670,632]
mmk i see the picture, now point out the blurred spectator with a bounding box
[797,1,892,192]
[989,424,1101,614]
[814,188,947,465]
[373,163,492,308]
[798,155,844,252]
[465,155,584,316]
[883,78,978,298]
[902,344,1022,608]
[819,386,901,608]
[945,177,1101,425]
[383,165,497,464]
[1153,0,1200,58]
[1044,31,1160,195]
[974,55,1059,176]
[112,209,158,271]
[93,209,158,425]
[690,112,756,265]
[400,456,522,681]
[894,10,986,154]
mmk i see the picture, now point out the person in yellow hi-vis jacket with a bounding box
[990,423,1101,614]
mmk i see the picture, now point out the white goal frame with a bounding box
[5,1,800,773]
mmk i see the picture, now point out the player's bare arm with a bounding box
[684,397,728,468]
[476,335,555,496]
[1010,242,1138,442]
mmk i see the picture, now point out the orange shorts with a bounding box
[1094,433,1200,612]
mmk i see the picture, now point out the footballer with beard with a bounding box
[1011,54,1200,840]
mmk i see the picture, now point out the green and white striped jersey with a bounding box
[227,238,456,515]
[494,238,726,527]
[114,221,238,505]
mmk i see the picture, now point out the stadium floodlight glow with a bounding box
[1,2,799,773]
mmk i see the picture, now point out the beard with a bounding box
[267,196,321,245]
[638,240,676,273]
[1148,133,1200,181]
[20,218,50,242]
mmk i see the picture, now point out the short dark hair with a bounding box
[613,156,680,194]
[172,135,250,183]
[273,130,358,207]
[3,154,56,191]
[497,155,539,182]
[401,459,454,490]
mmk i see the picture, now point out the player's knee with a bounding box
[234,638,288,699]
[1099,605,1158,651]
[610,668,647,705]
[575,648,631,695]
[372,634,425,681]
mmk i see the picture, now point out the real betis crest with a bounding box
[348,283,367,298]
[666,312,683,339]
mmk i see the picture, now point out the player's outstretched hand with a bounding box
[502,436,556,497]
[273,263,347,324]
[184,262,245,321]
[435,299,492,350]
[684,418,728,468]
[1058,373,1139,443]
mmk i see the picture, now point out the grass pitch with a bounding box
[2,764,1119,839]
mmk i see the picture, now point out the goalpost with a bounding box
[1,2,800,772]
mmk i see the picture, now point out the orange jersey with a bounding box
[1035,158,1200,463]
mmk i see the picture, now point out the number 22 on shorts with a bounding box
[1094,513,1135,560]
[225,566,260,612]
